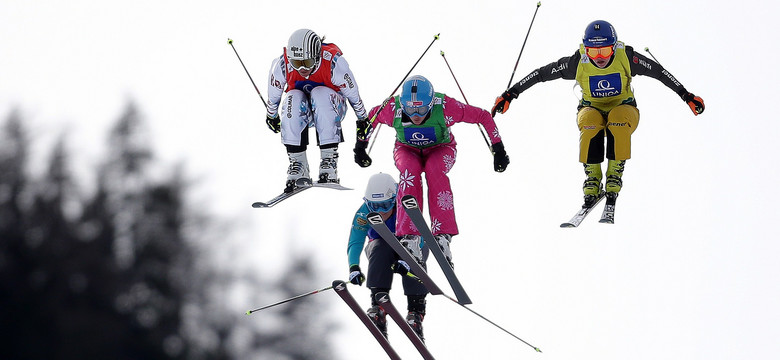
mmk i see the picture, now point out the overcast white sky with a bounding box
[3,0,780,359]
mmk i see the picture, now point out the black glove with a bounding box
[491,141,510,172]
[682,92,705,115]
[491,91,516,116]
[266,115,281,133]
[392,260,413,276]
[354,140,372,167]
[356,118,370,141]
[348,265,365,286]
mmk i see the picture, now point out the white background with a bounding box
[2,0,779,359]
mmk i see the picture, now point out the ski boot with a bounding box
[406,310,425,342]
[367,305,388,338]
[284,151,310,193]
[434,234,454,268]
[605,159,625,206]
[582,163,604,208]
[317,147,339,184]
[400,235,424,265]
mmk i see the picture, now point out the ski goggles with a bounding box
[365,198,395,213]
[402,104,431,117]
[290,58,317,71]
[585,46,614,59]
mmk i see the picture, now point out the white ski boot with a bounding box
[400,235,423,264]
[285,151,310,193]
[434,234,454,268]
[318,147,339,184]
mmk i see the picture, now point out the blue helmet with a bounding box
[582,20,617,47]
[400,75,434,117]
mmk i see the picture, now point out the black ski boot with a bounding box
[367,305,388,338]
[406,310,425,342]
[583,183,604,208]
[605,191,618,206]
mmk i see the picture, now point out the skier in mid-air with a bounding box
[492,20,705,210]
[347,172,428,341]
[265,28,369,193]
[354,75,510,268]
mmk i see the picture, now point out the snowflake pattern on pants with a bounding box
[399,169,416,191]
[442,153,456,173]
[437,190,454,211]
[430,218,442,234]
[492,128,501,140]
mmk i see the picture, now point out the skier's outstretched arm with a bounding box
[492,51,580,116]
[627,46,705,115]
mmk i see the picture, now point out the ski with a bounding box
[560,192,606,228]
[252,178,352,208]
[367,212,444,296]
[332,281,402,360]
[400,195,472,305]
[375,292,436,360]
[598,194,617,224]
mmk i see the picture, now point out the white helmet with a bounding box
[287,28,321,71]
[363,173,397,213]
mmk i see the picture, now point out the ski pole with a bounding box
[228,38,269,110]
[643,47,661,65]
[442,294,542,353]
[644,47,697,101]
[505,2,542,90]
[440,50,492,152]
[246,284,333,315]
[368,33,441,154]
[396,270,540,351]
[644,47,687,82]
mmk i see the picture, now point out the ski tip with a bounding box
[332,279,346,288]
[400,194,418,208]
[252,202,269,208]
[598,219,614,224]
[560,223,575,228]
[366,212,384,225]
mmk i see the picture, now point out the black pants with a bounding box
[365,237,429,296]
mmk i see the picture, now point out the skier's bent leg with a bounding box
[605,105,638,200]
[577,106,606,164]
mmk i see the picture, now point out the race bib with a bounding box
[404,127,437,147]
[588,73,622,98]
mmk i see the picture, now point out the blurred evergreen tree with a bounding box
[0,104,335,359]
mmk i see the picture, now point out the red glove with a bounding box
[683,92,705,115]
[491,91,516,116]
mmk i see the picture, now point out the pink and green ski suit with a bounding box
[364,93,504,237]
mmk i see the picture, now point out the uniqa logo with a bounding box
[591,78,620,97]
[409,132,433,146]
[596,79,615,91]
